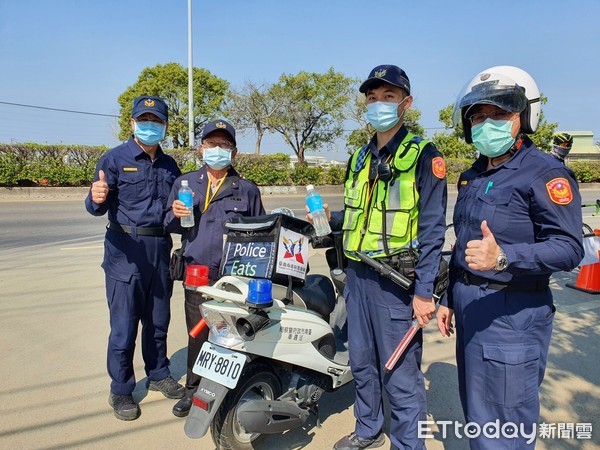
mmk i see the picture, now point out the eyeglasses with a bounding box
[202,140,235,150]
[468,110,516,125]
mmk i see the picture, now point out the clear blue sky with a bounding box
[1,0,598,162]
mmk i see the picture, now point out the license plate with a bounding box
[192,342,247,389]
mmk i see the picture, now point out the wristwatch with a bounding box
[494,247,508,271]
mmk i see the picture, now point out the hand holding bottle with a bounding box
[305,203,331,222]
[305,185,332,237]
[177,180,194,228]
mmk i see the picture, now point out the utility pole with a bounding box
[187,0,194,148]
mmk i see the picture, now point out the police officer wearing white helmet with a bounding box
[436,66,584,448]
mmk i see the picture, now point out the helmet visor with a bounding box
[459,82,528,114]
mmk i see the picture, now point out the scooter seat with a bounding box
[292,274,336,322]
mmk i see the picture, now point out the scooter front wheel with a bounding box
[211,363,282,450]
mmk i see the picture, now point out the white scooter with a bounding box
[184,227,351,450]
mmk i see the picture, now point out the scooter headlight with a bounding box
[201,305,244,347]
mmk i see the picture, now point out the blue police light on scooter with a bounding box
[236,279,273,340]
[246,278,273,309]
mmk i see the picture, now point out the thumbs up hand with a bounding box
[91,169,109,204]
[464,220,500,271]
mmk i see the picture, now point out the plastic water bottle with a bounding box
[178,180,194,228]
[306,184,331,237]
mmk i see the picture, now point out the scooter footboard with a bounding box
[184,378,229,439]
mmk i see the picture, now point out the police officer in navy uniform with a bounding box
[436,66,584,449]
[314,65,447,450]
[86,95,185,420]
[164,119,264,417]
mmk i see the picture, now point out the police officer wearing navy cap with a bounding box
[436,67,584,448]
[86,95,185,420]
[315,65,447,450]
[164,119,264,417]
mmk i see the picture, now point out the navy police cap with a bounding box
[359,65,411,95]
[201,119,236,145]
[132,95,168,121]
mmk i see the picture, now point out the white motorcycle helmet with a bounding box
[452,66,541,143]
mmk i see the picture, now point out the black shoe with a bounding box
[108,393,141,421]
[148,376,185,399]
[172,395,193,417]
[333,431,385,450]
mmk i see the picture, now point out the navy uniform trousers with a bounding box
[453,281,554,449]
[105,232,174,396]
[345,259,427,450]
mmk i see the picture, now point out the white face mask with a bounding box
[203,147,232,170]
[366,97,408,132]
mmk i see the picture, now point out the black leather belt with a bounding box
[107,222,166,237]
[459,270,549,292]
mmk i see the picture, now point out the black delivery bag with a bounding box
[220,213,314,286]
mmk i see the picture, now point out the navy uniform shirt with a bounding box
[85,136,181,279]
[446,136,584,308]
[164,166,265,280]
[85,136,181,227]
[331,125,448,299]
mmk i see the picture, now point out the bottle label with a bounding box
[179,192,193,207]
[306,195,323,212]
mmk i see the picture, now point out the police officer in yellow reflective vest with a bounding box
[317,65,447,450]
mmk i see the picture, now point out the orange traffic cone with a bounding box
[567,250,600,294]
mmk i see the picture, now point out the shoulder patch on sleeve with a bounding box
[432,157,446,179]
[546,177,573,205]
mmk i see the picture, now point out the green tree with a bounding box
[225,81,279,154]
[431,104,476,158]
[117,63,229,148]
[529,95,557,152]
[269,68,354,164]
[345,91,425,155]
[345,92,372,152]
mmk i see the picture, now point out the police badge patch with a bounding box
[432,157,446,179]
[546,177,573,205]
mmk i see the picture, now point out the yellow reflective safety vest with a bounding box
[342,133,430,260]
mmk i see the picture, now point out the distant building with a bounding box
[560,131,600,163]
[290,155,348,168]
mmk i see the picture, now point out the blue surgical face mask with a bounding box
[134,121,166,146]
[366,99,407,132]
[203,147,232,170]
[471,119,516,158]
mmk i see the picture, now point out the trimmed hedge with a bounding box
[0,143,107,186]
[1,144,598,187]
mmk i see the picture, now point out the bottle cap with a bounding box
[306,184,315,191]
[181,180,189,186]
